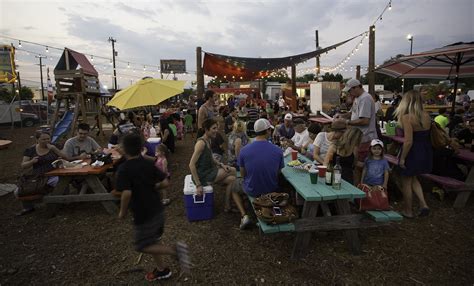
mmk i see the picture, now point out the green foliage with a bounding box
[0,87,15,102]
[19,86,33,100]
[296,73,315,82]
[296,72,343,83]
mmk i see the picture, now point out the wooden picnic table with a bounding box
[282,154,371,257]
[308,117,332,125]
[44,148,121,215]
[0,140,12,150]
[382,133,474,207]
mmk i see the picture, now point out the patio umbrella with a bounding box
[375,42,474,112]
[106,78,185,110]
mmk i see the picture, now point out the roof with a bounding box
[54,48,98,77]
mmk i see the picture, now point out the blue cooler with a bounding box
[183,175,214,221]
[146,137,161,155]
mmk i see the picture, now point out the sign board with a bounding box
[160,60,186,74]
[0,45,16,83]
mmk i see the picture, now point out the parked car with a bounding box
[0,100,39,127]
[21,102,54,121]
[20,112,40,127]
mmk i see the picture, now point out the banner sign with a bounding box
[0,45,16,83]
[160,59,186,74]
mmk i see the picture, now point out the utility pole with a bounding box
[368,26,375,96]
[108,37,118,90]
[35,55,47,101]
[315,30,320,80]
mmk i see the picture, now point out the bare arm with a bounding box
[49,144,71,161]
[323,145,336,167]
[240,166,247,178]
[313,146,324,164]
[197,107,206,129]
[234,138,242,160]
[348,117,370,127]
[189,140,205,194]
[383,169,389,189]
[118,190,131,219]
[361,166,367,185]
[21,155,38,169]
[155,178,170,190]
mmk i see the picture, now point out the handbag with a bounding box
[356,184,390,211]
[16,171,49,197]
[252,192,297,225]
[430,121,449,149]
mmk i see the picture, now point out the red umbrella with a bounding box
[375,42,474,112]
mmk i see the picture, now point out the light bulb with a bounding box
[18,40,22,48]
[46,46,49,53]
[91,55,94,62]
[127,62,130,68]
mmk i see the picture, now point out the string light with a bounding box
[46,46,49,53]
[18,40,22,48]
[90,55,94,62]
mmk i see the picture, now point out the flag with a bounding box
[47,67,53,104]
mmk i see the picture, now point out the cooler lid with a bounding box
[147,137,162,143]
[183,175,213,195]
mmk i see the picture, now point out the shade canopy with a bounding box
[106,78,185,110]
[375,42,474,79]
[203,34,362,80]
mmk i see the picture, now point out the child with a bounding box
[117,133,191,281]
[361,139,390,191]
[175,113,184,140]
[183,111,194,138]
[155,144,171,205]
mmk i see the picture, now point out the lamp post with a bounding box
[407,34,413,55]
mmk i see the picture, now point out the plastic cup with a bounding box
[317,165,327,178]
[291,150,298,160]
[309,169,318,184]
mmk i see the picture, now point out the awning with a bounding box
[203,34,362,80]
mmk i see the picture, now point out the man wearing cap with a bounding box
[336,79,377,184]
[277,113,295,140]
[282,118,311,152]
[238,118,284,197]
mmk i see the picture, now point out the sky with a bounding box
[1,0,473,90]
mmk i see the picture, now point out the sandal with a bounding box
[16,208,35,217]
[224,207,239,214]
[418,208,430,217]
[400,211,415,219]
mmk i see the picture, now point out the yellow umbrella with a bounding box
[106,78,186,110]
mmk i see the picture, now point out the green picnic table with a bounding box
[283,154,378,258]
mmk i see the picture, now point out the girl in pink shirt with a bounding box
[155,144,171,205]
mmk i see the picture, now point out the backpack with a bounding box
[252,192,298,225]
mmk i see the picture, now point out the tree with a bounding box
[0,87,14,102]
[19,86,34,100]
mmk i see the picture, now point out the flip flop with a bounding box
[16,208,35,217]
[418,208,430,217]
[400,212,415,219]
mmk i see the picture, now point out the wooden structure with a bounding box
[51,48,104,138]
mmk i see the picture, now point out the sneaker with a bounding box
[145,268,172,281]
[176,241,192,274]
[240,215,251,230]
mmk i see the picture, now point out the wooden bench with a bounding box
[384,154,473,208]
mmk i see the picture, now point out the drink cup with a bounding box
[291,150,298,161]
[309,169,318,184]
[317,165,327,178]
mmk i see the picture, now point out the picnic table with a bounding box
[382,133,474,208]
[44,148,121,215]
[0,140,12,150]
[282,154,394,258]
[308,117,332,125]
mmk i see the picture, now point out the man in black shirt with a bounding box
[117,134,191,281]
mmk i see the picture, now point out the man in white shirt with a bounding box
[283,118,310,152]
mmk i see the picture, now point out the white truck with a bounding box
[0,100,39,127]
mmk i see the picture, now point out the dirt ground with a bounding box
[0,124,473,285]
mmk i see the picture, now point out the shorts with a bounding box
[231,178,244,194]
[133,211,165,252]
[357,141,371,162]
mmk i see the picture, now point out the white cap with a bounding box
[343,79,362,92]
[284,113,293,120]
[370,139,384,148]
[254,118,274,133]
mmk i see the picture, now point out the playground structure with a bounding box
[50,48,106,143]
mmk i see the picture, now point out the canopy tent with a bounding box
[375,42,474,111]
[203,34,363,80]
[54,48,98,76]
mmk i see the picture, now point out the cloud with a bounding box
[58,7,66,11]
[116,2,156,18]
[22,26,36,30]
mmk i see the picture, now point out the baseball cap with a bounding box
[284,113,293,120]
[330,120,347,131]
[254,118,274,133]
[343,79,362,92]
[370,139,384,148]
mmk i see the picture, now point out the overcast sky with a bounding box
[1,0,473,90]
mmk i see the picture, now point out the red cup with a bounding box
[317,165,327,178]
[291,150,298,160]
